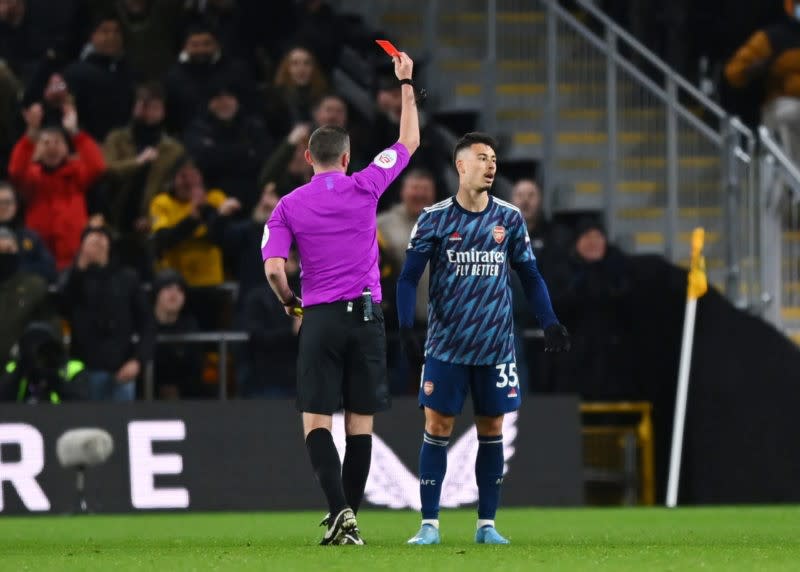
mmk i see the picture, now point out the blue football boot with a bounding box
[475,525,510,545]
[407,523,441,545]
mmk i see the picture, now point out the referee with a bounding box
[262,52,418,545]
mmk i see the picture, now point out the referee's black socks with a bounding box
[305,428,348,517]
[342,434,372,514]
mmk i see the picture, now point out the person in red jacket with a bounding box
[8,102,106,270]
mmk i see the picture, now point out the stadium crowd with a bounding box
[0,0,634,403]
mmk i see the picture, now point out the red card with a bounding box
[375,39,400,57]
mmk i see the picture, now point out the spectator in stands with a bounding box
[103,82,184,277]
[20,52,75,131]
[181,0,243,62]
[163,22,256,134]
[0,321,88,403]
[289,0,348,75]
[377,170,435,394]
[115,0,183,81]
[63,14,135,141]
[149,156,239,328]
[377,169,435,326]
[510,178,552,394]
[371,72,450,209]
[0,225,53,362]
[312,92,347,129]
[309,93,369,169]
[257,123,313,197]
[0,183,55,282]
[8,103,105,270]
[263,46,329,137]
[547,218,634,399]
[184,79,272,215]
[240,249,301,398]
[512,179,550,256]
[0,63,20,177]
[151,268,202,399]
[36,71,72,128]
[220,183,278,307]
[59,226,153,401]
[725,2,800,159]
[0,0,44,84]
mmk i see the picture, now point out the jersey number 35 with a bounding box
[495,363,519,388]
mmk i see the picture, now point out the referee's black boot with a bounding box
[319,508,363,545]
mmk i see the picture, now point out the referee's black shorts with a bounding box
[296,299,390,415]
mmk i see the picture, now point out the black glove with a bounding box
[399,327,424,372]
[544,323,571,352]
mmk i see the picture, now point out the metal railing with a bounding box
[334,1,798,327]
[144,331,248,401]
[757,127,800,329]
[541,1,757,293]
[142,328,546,401]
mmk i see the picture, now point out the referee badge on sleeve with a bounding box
[373,149,398,169]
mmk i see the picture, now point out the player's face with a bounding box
[457,143,497,192]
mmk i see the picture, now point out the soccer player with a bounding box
[261,52,419,545]
[396,132,570,545]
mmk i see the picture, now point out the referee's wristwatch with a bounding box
[400,77,426,103]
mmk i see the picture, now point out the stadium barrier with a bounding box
[0,396,582,515]
[145,328,546,400]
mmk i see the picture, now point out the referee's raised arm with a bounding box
[395,52,420,155]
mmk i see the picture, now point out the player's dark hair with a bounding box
[308,125,350,166]
[453,132,498,164]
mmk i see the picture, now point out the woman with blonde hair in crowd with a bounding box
[264,46,329,136]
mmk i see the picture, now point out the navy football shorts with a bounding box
[418,356,521,417]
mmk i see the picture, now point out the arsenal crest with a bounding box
[493,225,505,244]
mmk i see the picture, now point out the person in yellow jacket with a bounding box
[150,156,240,287]
[149,156,240,329]
[725,0,800,159]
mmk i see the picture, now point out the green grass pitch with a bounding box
[1,507,798,571]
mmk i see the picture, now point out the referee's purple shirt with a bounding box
[261,142,411,306]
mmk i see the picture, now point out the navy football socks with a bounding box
[419,431,449,520]
[475,434,504,520]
